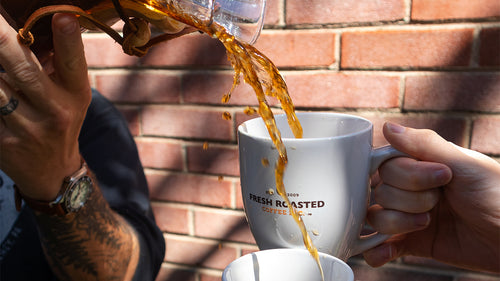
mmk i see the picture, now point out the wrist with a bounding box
[16,154,83,201]
[14,157,94,216]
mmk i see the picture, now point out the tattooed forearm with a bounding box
[34,179,139,281]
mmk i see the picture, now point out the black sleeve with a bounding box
[78,89,165,280]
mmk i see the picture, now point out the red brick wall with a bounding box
[83,0,500,280]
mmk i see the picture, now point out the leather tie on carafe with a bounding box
[16,3,196,57]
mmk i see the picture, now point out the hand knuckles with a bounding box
[404,171,419,187]
[374,183,439,213]
[0,29,13,48]
[373,184,390,203]
[10,61,43,86]
[373,211,404,234]
[404,190,439,213]
[419,189,440,211]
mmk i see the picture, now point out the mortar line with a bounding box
[470,27,482,68]
[405,0,413,23]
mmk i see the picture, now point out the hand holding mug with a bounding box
[364,123,500,273]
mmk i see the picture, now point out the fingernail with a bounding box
[386,122,405,134]
[385,243,393,260]
[58,15,78,35]
[364,243,395,267]
[415,212,430,227]
[434,168,451,184]
[377,243,393,261]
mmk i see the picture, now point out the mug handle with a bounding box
[351,145,409,257]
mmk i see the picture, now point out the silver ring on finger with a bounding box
[0,97,19,116]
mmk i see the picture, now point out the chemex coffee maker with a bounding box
[0,0,265,59]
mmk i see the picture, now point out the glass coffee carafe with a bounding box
[0,0,266,58]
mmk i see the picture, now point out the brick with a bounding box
[385,115,468,147]
[139,33,229,67]
[347,262,454,281]
[109,21,124,31]
[341,29,474,68]
[194,210,256,244]
[156,266,196,281]
[152,204,190,234]
[412,0,500,21]
[404,73,500,112]
[283,72,400,108]
[141,106,233,140]
[254,30,336,67]
[186,144,240,176]
[286,0,406,25]
[235,178,245,209]
[241,246,259,256]
[358,113,468,147]
[136,138,184,170]
[479,27,500,67]
[85,32,230,68]
[182,72,259,106]
[471,117,500,155]
[116,106,141,136]
[84,36,139,67]
[148,172,233,207]
[95,72,181,103]
[200,274,223,281]
[262,0,281,26]
[164,235,237,269]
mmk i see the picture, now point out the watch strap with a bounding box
[14,185,66,215]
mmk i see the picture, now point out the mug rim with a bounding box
[222,248,354,281]
[238,112,373,142]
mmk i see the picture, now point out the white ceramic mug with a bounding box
[238,112,406,260]
[222,249,354,281]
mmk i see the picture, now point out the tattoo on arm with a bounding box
[34,179,139,281]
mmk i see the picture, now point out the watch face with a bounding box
[66,176,93,212]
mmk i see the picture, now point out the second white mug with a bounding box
[222,249,354,281]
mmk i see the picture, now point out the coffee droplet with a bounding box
[266,188,275,195]
[244,106,257,115]
[222,111,232,120]
[261,157,269,167]
[221,94,231,103]
[312,230,320,236]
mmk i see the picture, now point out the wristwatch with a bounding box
[14,160,93,216]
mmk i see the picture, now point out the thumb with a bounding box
[51,13,90,94]
[382,122,467,168]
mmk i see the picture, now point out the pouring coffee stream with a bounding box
[12,0,324,278]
